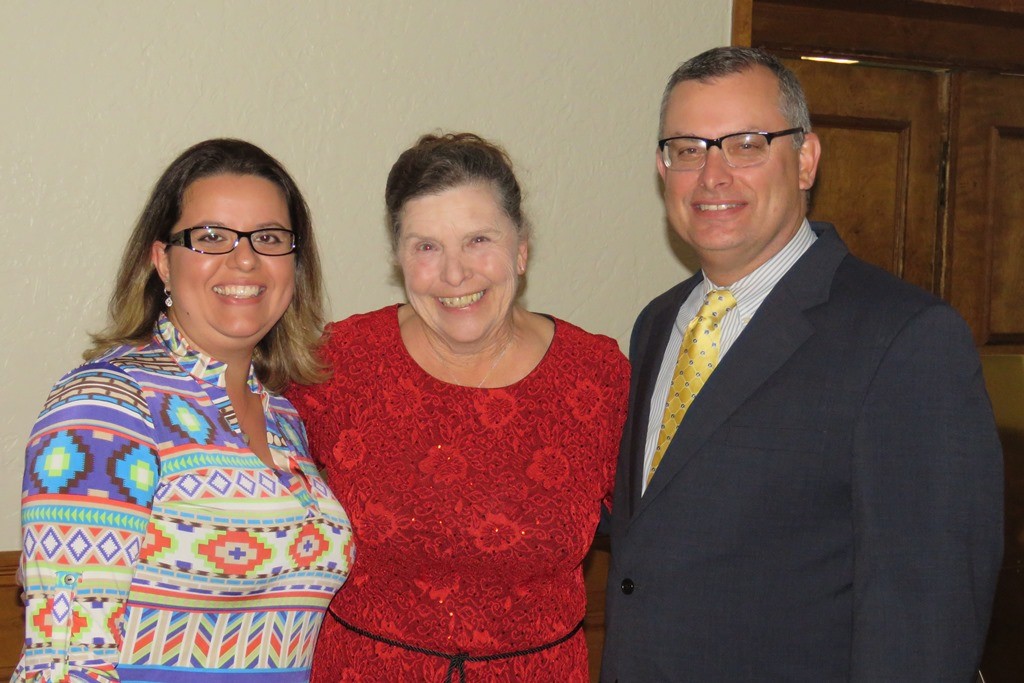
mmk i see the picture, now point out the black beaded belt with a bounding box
[327,607,585,683]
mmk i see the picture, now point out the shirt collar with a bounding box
[699,218,816,316]
[156,313,262,394]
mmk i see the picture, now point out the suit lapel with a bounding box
[634,224,848,516]
[624,278,700,519]
[637,285,813,509]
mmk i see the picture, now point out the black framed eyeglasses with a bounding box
[166,225,298,256]
[658,127,805,171]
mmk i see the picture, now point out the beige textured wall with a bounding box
[0,1,731,549]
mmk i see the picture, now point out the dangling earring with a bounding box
[164,288,173,307]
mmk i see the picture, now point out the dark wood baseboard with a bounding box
[583,535,610,682]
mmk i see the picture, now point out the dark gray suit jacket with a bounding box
[601,223,1003,682]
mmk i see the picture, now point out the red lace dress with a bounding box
[287,305,629,682]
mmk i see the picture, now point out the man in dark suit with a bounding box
[601,46,1003,682]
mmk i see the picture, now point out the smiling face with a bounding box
[658,65,820,284]
[151,173,296,362]
[396,182,527,353]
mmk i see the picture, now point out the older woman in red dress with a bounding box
[289,132,628,682]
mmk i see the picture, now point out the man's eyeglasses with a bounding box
[166,226,298,256]
[658,127,804,171]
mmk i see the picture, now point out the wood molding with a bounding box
[748,0,1024,72]
[757,0,1024,24]
[732,0,754,45]
[0,550,22,680]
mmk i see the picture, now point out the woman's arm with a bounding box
[15,363,159,683]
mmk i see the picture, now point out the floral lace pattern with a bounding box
[288,306,629,682]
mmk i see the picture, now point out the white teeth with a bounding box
[438,291,484,308]
[697,203,739,212]
[213,285,263,298]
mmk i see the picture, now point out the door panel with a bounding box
[784,58,946,293]
[809,122,908,274]
[991,137,1024,338]
[948,71,1024,347]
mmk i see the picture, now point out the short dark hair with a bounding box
[384,132,530,251]
[86,138,327,391]
[660,46,811,146]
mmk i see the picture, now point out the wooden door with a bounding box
[783,58,948,293]
[784,58,1024,679]
[947,71,1024,350]
[949,71,1024,681]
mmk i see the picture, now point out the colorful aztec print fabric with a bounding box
[287,306,629,682]
[14,315,354,683]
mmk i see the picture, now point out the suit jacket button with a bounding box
[621,578,635,594]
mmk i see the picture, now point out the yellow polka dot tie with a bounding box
[647,289,736,486]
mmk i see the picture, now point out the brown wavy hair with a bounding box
[85,138,327,392]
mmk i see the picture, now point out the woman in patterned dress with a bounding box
[14,139,354,682]
[288,132,629,682]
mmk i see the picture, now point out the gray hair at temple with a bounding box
[659,46,812,147]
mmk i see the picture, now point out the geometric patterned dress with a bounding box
[14,315,355,683]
